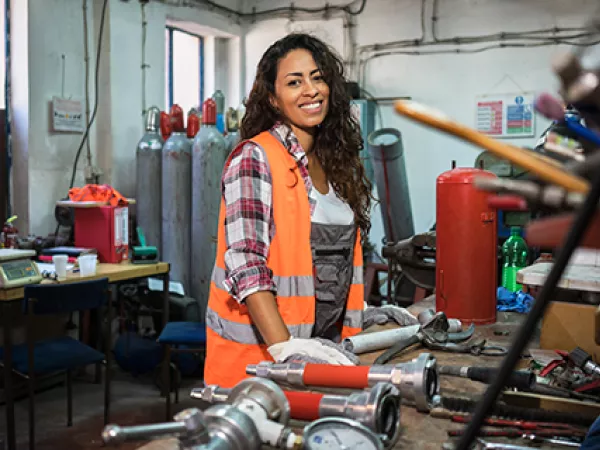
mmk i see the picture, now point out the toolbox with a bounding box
[72,205,130,263]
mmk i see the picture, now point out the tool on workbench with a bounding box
[449,415,587,436]
[105,379,387,450]
[472,437,577,450]
[449,428,584,439]
[438,366,535,391]
[374,312,506,365]
[435,395,597,426]
[247,353,438,413]
[192,382,402,448]
[418,308,462,331]
[131,226,159,264]
[103,406,262,449]
[569,347,600,378]
[343,309,461,355]
[474,176,586,211]
[380,231,437,299]
[105,377,298,449]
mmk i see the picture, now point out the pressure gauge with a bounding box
[303,417,384,450]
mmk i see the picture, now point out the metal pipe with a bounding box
[247,353,438,413]
[342,324,421,354]
[368,128,415,243]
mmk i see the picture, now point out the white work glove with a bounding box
[363,304,419,329]
[268,337,359,365]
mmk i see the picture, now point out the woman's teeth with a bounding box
[300,102,321,110]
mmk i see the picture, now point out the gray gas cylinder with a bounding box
[191,99,228,310]
[162,122,192,293]
[136,106,163,252]
[368,128,415,243]
[224,107,241,155]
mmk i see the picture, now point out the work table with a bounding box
[136,298,571,450]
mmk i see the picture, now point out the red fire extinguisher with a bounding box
[2,215,19,249]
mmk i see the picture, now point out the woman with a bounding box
[204,33,373,388]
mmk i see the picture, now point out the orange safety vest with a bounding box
[204,131,364,388]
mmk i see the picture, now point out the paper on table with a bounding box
[37,262,75,273]
[147,277,185,296]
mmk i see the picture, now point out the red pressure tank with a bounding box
[435,167,498,324]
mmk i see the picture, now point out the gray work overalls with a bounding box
[311,222,356,342]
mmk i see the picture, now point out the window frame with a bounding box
[166,26,204,110]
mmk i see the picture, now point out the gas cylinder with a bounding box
[213,90,225,134]
[224,107,240,155]
[435,166,498,324]
[162,104,192,293]
[2,215,18,249]
[160,111,172,141]
[187,111,200,141]
[136,107,163,253]
[191,98,227,311]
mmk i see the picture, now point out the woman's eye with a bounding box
[288,80,300,87]
[314,75,323,81]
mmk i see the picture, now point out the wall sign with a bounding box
[475,93,535,139]
[52,96,85,132]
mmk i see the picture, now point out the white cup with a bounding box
[78,254,97,277]
[52,254,68,279]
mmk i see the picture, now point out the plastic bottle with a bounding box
[501,227,529,292]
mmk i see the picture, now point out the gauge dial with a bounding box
[304,417,383,450]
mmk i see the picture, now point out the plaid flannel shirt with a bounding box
[221,122,317,302]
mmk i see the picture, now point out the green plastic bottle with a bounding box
[501,227,529,292]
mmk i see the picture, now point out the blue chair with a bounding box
[157,321,206,419]
[0,278,112,450]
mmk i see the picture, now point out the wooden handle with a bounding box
[394,101,589,194]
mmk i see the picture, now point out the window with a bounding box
[165,27,203,115]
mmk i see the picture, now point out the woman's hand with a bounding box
[245,291,291,346]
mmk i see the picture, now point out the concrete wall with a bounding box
[244,0,598,253]
[11,0,243,236]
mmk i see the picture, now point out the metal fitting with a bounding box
[227,377,291,425]
[101,405,261,450]
[319,382,401,448]
[249,361,305,386]
[191,384,230,404]
[368,353,438,413]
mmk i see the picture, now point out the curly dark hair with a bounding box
[241,33,372,237]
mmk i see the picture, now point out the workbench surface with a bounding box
[139,298,578,450]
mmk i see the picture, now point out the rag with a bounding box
[497,287,534,313]
[267,337,359,366]
[68,184,129,206]
[363,304,419,329]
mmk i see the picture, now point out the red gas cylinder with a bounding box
[436,167,498,324]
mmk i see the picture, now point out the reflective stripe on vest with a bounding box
[206,307,313,345]
[343,308,363,330]
[211,266,315,298]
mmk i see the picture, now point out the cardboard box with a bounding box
[541,301,600,358]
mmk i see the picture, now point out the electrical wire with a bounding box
[68,0,108,190]
[455,163,600,449]
[158,0,366,18]
[82,0,92,170]
[141,1,148,118]
[4,0,11,218]
[359,39,600,87]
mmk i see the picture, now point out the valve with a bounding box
[102,404,261,450]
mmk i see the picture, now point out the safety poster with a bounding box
[475,93,535,139]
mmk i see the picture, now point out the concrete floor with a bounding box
[0,369,205,450]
